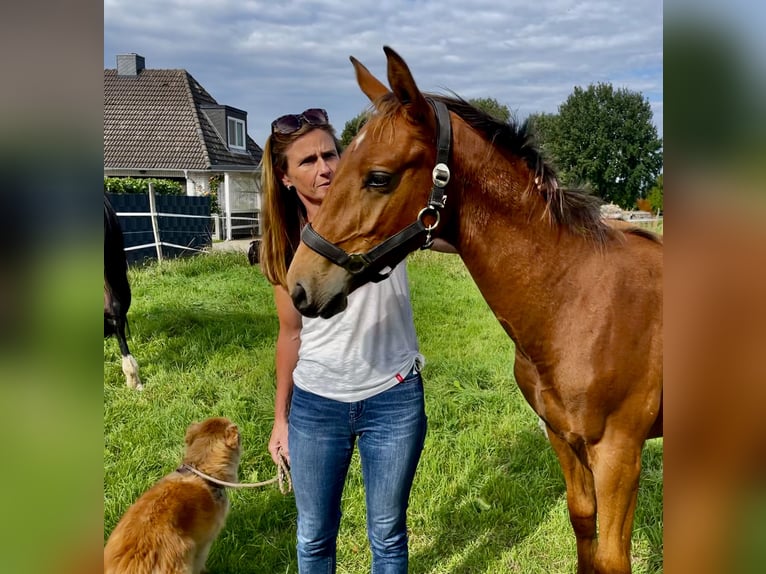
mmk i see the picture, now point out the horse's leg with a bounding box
[588,435,643,574]
[121,353,142,391]
[546,430,597,574]
[115,321,142,391]
[537,416,549,439]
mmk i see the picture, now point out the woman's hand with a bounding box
[268,417,290,467]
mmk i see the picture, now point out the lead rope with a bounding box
[179,452,292,494]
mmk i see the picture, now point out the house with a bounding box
[104,53,263,239]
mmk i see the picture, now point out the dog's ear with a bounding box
[185,422,201,446]
[225,423,240,449]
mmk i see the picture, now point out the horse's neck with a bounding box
[451,155,562,273]
[457,206,569,299]
[449,163,581,347]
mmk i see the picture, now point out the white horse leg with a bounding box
[538,416,549,439]
[121,354,143,390]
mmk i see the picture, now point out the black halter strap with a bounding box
[300,98,451,281]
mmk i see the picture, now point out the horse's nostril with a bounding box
[291,283,308,309]
[291,283,320,318]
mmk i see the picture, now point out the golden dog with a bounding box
[104,417,241,573]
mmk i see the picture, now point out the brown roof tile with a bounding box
[104,68,262,171]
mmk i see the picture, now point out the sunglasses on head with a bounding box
[271,108,329,135]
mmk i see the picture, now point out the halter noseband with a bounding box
[299,98,452,282]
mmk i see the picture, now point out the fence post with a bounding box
[224,173,232,241]
[213,214,221,240]
[148,182,163,262]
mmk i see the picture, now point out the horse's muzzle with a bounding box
[290,283,349,319]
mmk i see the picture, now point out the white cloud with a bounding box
[105,0,664,142]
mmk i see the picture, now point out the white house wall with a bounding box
[222,171,262,239]
[185,172,212,196]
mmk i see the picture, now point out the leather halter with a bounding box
[299,98,452,282]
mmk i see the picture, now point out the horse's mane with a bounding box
[375,92,614,245]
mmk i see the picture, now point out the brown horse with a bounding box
[286,47,662,574]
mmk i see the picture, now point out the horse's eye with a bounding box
[365,171,392,192]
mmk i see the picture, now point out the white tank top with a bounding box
[292,263,424,402]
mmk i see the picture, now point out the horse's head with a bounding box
[286,46,447,318]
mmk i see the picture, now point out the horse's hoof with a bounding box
[126,376,143,391]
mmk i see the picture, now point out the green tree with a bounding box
[646,173,663,214]
[526,112,559,163]
[468,97,511,123]
[543,83,663,208]
[340,111,370,148]
[340,97,512,147]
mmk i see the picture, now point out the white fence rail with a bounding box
[109,183,212,264]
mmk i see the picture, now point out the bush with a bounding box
[207,175,222,214]
[104,177,184,195]
[646,174,663,214]
[636,198,652,212]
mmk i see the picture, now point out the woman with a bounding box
[259,108,427,573]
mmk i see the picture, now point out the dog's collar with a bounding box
[177,463,227,493]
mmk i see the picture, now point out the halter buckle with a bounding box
[432,163,450,188]
[345,253,371,275]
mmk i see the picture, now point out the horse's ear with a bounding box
[351,56,389,103]
[383,46,432,126]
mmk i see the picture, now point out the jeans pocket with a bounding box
[397,371,424,400]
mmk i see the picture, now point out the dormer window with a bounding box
[227,117,246,151]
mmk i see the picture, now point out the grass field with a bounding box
[633,218,664,235]
[104,250,663,573]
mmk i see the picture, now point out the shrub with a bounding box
[646,174,663,215]
[104,177,184,195]
[206,175,222,214]
[636,198,652,212]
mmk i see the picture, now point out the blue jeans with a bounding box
[288,371,427,574]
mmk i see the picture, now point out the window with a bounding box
[227,117,246,151]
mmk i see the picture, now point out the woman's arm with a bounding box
[268,285,302,467]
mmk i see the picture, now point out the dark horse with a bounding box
[286,47,662,573]
[104,195,142,390]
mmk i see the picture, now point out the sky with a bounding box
[104,0,664,147]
